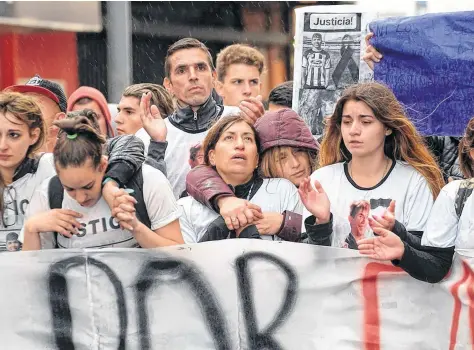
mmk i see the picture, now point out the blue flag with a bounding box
[370,11,474,136]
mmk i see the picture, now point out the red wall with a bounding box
[0,32,78,96]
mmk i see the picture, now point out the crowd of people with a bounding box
[0,34,472,285]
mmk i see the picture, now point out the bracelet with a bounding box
[102,177,116,186]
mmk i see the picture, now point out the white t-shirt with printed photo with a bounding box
[179,178,303,244]
[421,180,474,250]
[19,164,181,249]
[309,161,435,248]
[0,153,56,252]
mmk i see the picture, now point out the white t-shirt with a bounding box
[20,164,180,249]
[179,178,303,244]
[309,161,434,248]
[164,120,209,199]
[164,106,239,199]
[134,128,150,154]
[0,154,55,252]
[421,180,474,250]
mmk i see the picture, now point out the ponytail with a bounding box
[53,109,106,169]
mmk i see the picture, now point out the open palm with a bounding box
[298,177,330,224]
[140,91,167,142]
[357,227,405,261]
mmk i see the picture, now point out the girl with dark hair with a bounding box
[184,108,318,239]
[179,114,303,243]
[21,109,183,250]
[357,116,474,283]
[0,92,150,252]
[300,82,445,248]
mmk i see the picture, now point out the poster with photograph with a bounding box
[293,6,375,136]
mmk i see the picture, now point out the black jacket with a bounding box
[425,136,463,181]
[9,135,149,186]
[168,93,224,133]
[105,135,167,186]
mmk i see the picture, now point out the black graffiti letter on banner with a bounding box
[134,258,231,350]
[236,252,298,350]
[48,256,127,350]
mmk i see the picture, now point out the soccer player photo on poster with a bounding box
[293,6,375,136]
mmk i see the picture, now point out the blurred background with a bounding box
[1,1,472,103]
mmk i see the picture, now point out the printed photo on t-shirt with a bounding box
[343,197,392,248]
[5,232,21,252]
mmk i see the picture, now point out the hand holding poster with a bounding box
[369,11,474,136]
[292,6,375,136]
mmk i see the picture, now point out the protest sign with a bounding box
[0,240,473,349]
[292,5,375,136]
[370,11,474,136]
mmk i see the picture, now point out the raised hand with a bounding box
[357,226,405,261]
[140,91,167,142]
[239,95,265,125]
[298,177,330,224]
[363,32,383,70]
[369,200,396,231]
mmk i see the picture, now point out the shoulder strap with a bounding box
[48,176,64,210]
[48,175,64,249]
[125,168,152,229]
[454,178,474,218]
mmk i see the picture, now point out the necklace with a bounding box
[349,157,391,186]
[246,182,255,201]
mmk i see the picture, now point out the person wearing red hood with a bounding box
[185,108,319,237]
[67,86,115,138]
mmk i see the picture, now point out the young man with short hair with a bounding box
[268,81,293,111]
[115,83,174,153]
[302,33,331,89]
[215,44,265,107]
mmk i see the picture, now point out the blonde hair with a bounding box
[259,147,317,179]
[216,44,265,81]
[0,92,46,219]
[0,92,46,157]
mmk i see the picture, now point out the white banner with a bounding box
[1,240,473,349]
[292,5,375,136]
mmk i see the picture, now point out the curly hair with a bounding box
[216,44,265,82]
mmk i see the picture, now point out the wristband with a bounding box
[102,177,116,186]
